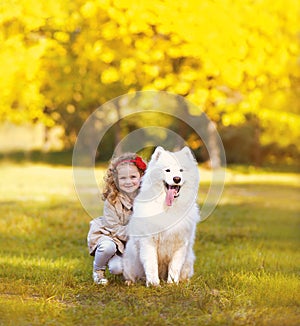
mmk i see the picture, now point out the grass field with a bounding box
[0,162,299,325]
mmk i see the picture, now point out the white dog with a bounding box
[123,146,200,286]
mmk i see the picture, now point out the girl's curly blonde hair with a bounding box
[102,152,147,205]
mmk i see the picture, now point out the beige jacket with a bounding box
[87,193,133,255]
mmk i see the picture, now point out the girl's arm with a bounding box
[102,201,128,241]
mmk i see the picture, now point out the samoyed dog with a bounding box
[123,146,200,286]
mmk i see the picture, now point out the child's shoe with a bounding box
[93,270,108,285]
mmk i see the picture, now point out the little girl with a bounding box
[87,153,147,285]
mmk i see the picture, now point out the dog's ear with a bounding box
[181,146,196,161]
[152,146,164,161]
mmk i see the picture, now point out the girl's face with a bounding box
[116,164,141,194]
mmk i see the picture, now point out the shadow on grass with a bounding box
[0,150,111,168]
[1,150,300,172]
[0,150,74,166]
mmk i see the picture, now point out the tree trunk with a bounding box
[207,120,221,168]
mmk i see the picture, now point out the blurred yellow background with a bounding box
[0,0,299,165]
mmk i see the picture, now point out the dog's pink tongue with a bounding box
[166,188,177,206]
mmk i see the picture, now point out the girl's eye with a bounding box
[165,169,170,172]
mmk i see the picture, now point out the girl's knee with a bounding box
[96,240,117,257]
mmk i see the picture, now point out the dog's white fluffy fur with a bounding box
[123,146,200,286]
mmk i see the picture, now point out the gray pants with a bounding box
[93,235,123,274]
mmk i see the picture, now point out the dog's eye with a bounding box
[165,169,170,172]
[180,169,183,172]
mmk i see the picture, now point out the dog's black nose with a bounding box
[173,176,181,184]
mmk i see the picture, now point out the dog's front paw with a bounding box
[167,275,179,285]
[167,280,179,286]
[146,279,160,287]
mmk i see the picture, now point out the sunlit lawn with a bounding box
[0,162,299,325]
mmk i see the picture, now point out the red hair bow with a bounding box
[116,156,147,171]
[134,156,147,171]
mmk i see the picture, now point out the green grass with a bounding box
[0,163,299,325]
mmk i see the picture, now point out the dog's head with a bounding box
[148,146,197,206]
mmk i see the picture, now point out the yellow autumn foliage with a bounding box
[0,0,299,150]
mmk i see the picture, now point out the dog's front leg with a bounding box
[167,243,188,284]
[139,239,160,287]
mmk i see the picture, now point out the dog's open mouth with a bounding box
[164,182,181,206]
